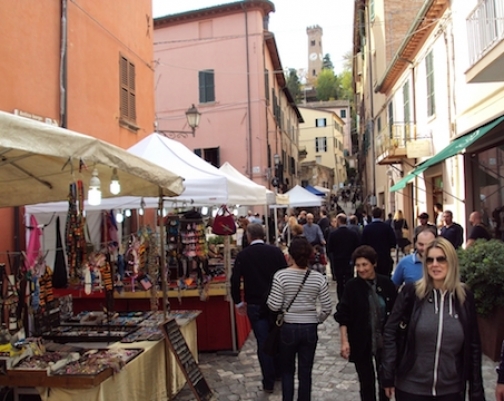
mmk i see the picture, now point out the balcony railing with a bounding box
[467,0,504,67]
[298,146,308,160]
[375,123,415,164]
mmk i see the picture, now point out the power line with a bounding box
[153,14,450,76]
[70,0,154,70]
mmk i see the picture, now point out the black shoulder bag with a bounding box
[262,270,311,357]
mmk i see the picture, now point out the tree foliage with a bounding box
[459,239,504,316]
[315,69,340,101]
[338,69,353,101]
[322,53,334,71]
[286,69,302,103]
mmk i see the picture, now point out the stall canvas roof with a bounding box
[219,162,274,205]
[284,185,323,207]
[27,134,268,213]
[304,185,325,196]
[0,112,184,208]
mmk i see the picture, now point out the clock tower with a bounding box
[307,25,323,82]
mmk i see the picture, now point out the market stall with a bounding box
[24,138,274,353]
[0,112,210,399]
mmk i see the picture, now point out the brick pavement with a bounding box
[173,280,499,400]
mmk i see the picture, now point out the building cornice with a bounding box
[375,0,449,94]
[154,0,275,27]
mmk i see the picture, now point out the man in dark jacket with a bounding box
[317,209,330,242]
[361,207,397,276]
[231,224,287,393]
[440,210,464,249]
[327,213,360,300]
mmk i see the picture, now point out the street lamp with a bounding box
[159,104,201,139]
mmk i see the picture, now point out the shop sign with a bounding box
[406,139,432,158]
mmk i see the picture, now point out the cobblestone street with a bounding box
[174,280,499,400]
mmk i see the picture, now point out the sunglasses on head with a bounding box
[425,256,447,264]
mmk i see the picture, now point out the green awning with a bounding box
[390,115,504,192]
[390,165,428,192]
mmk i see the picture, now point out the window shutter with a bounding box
[264,70,269,101]
[199,70,215,103]
[194,148,202,157]
[128,62,135,90]
[119,56,136,122]
[215,146,220,167]
[199,71,205,103]
[120,88,129,118]
[206,71,215,102]
[120,57,128,118]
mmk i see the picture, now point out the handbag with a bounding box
[262,270,310,357]
[401,220,409,239]
[212,205,237,235]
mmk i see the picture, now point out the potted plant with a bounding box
[459,239,504,361]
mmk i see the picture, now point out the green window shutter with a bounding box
[198,71,206,103]
[206,71,215,102]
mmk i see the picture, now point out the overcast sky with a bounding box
[152,0,354,75]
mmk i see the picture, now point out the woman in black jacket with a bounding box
[381,237,485,401]
[334,245,397,401]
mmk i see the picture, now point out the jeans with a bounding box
[395,389,464,401]
[247,304,278,390]
[354,354,387,401]
[280,323,318,401]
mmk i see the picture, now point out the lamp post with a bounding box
[159,104,201,138]
[271,154,280,192]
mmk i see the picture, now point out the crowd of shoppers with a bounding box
[229,200,501,400]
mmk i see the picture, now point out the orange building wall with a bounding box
[0,0,155,260]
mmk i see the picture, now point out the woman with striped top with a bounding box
[267,237,332,401]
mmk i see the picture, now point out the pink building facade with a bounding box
[154,0,303,192]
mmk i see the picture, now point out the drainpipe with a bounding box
[262,34,271,187]
[411,64,419,218]
[366,1,376,200]
[60,0,68,129]
[242,3,253,179]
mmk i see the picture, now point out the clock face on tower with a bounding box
[309,52,318,61]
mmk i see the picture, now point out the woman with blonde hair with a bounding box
[282,216,299,245]
[381,237,485,400]
[393,210,410,262]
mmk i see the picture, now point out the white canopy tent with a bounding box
[314,185,330,195]
[26,134,268,213]
[283,185,323,208]
[218,162,274,205]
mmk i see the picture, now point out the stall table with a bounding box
[0,315,198,401]
[53,284,251,352]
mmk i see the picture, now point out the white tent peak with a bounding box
[284,185,323,207]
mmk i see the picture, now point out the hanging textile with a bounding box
[65,181,86,282]
[52,216,68,289]
[25,215,41,271]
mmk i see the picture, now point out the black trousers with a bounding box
[395,389,464,401]
[333,261,353,301]
[354,354,387,401]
